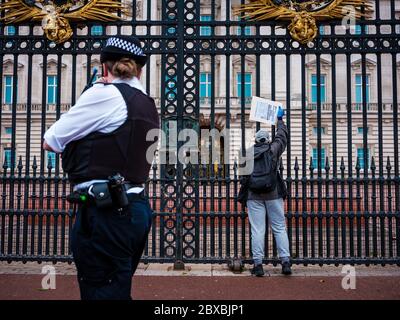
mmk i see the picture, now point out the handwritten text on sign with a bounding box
[249,97,282,125]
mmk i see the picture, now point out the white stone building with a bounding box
[1,0,399,177]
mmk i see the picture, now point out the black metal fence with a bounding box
[0,0,399,266]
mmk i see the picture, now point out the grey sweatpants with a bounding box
[247,198,290,265]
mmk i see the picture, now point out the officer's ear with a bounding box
[102,63,109,77]
[136,65,143,79]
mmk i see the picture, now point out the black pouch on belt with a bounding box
[90,182,113,208]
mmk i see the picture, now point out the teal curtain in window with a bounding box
[200,15,212,36]
[4,75,13,104]
[355,75,370,104]
[311,74,326,103]
[47,76,57,104]
[237,73,252,98]
[200,73,211,98]
[90,25,103,36]
[237,16,251,35]
[312,148,326,169]
[3,148,12,168]
[6,26,16,35]
[47,151,56,168]
[357,148,370,169]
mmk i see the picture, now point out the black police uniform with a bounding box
[63,37,159,300]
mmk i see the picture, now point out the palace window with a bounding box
[236,73,252,98]
[237,16,252,36]
[311,74,326,104]
[90,25,103,36]
[200,15,212,36]
[355,74,370,104]
[3,75,13,104]
[46,151,56,169]
[47,75,58,104]
[200,73,212,98]
[3,148,12,168]
[312,127,326,135]
[5,26,16,36]
[357,126,369,134]
[312,147,326,169]
[354,24,368,35]
[357,148,370,169]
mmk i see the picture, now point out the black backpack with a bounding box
[248,145,278,193]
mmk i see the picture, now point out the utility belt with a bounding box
[67,173,146,210]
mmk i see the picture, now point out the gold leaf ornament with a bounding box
[234,0,373,44]
[0,0,127,44]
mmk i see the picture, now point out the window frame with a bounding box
[311,74,326,104]
[3,75,13,104]
[200,15,212,36]
[312,147,326,170]
[236,72,252,98]
[355,74,370,104]
[200,72,212,98]
[90,25,103,36]
[5,25,16,36]
[356,147,371,170]
[47,75,58,105]
[3,148,12,168]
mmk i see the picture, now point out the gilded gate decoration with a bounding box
[0,0,125,43]
[235,0,373,44]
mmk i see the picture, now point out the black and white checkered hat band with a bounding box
[106,37,145,56]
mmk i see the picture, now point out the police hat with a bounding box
[100,36,147,66]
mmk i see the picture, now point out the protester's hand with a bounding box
[277,106,285,120]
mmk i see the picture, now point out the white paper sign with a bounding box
[249,96,282,125]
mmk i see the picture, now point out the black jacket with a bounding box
[238,119,288,205]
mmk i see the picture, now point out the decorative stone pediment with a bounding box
[2,59,23,73]
[351,58,376,71]
[39,58,67,73]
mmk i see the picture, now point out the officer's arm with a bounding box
[43,84,121,153]
[269,119,288,161]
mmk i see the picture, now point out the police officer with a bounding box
[43,36,159,299]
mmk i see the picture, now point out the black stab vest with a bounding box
[62,83,160,185]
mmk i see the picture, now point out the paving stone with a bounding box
[1,261,399,277]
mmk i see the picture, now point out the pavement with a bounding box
[0,261,399,300]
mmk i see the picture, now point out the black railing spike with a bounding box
[32,156,37,170]
[370,156,376,171]
[355,156,360,171]
[325,156,330,171]
[386,156,392,172]
[47,153,53,170]
[18,156,23,172]
[309,156,314,172]
[294,156,299,171]
[340,156,345,172]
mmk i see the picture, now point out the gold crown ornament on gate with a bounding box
[0,0,127,44]
[234,0,373,44]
